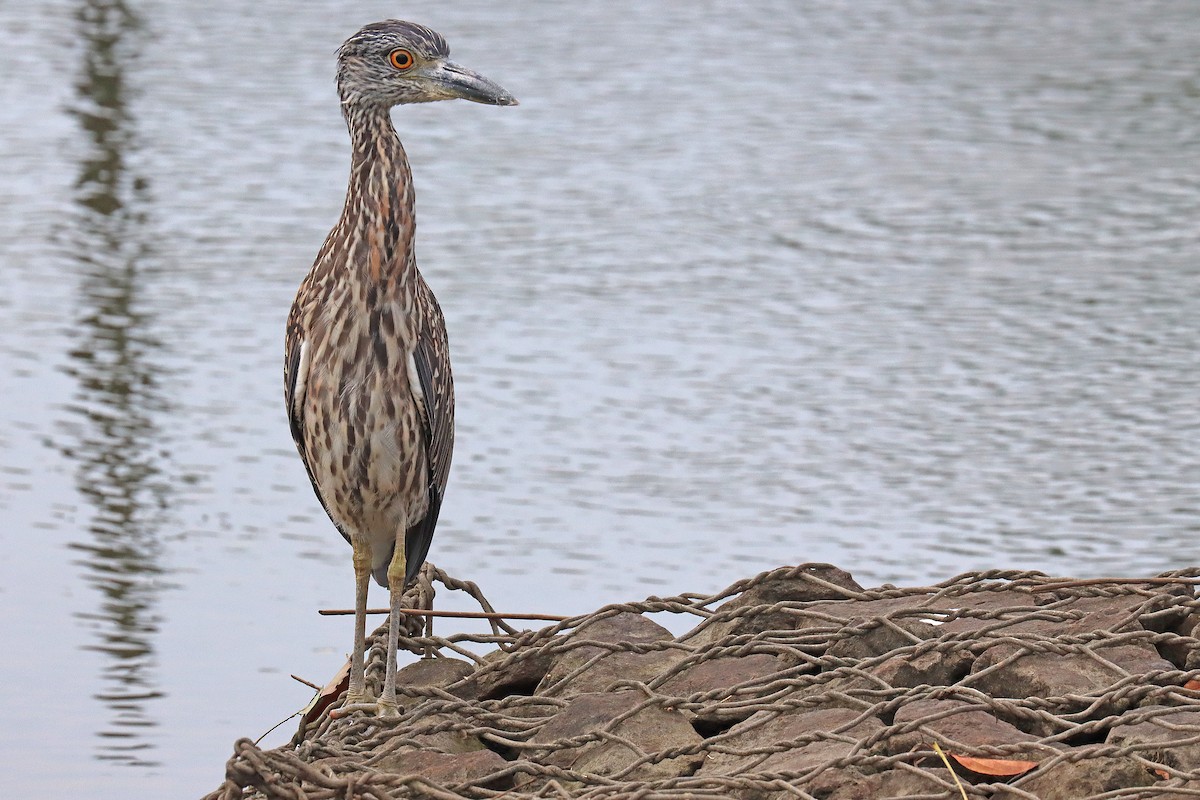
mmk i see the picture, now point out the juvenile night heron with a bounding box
[284,20,516,714]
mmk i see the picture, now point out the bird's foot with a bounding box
[329,689,373,719]
[376,697,401,718]
[330,694,402,719]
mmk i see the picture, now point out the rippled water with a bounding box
[2,0,1199,795]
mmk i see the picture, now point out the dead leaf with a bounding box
[1184,679,1200,691]
[301,659,351,725]
[948,752,1037,778]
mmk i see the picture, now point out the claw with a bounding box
[329,699,401,719]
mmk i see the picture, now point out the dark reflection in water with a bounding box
[57,0,171,767]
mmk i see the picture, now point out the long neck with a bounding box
[340,104,417,287]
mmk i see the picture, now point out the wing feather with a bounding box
[403,294,455,586]
[285,314,351,545]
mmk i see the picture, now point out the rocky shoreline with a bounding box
[207,564,1200,799]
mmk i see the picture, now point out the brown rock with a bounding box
[761,591,1028,653]
[373,711,488,758]
[569,611,675,645]
[699,706,883,778]
[803,596,936,625]
[888,699,1043,757]
[375,748,509,788]
[536,612,685,698]
[770,672,886,719]
[871,645,973,688]
[1171,617,1200,670]
[489,694,562,723]
[810,766,957,799]
[1106,706,1200,771]
[659,653,784,698]
[1138,779,1200,799]
[1038,597,1142,633]
[1133,585,1196,635]
[545,648,685,698]
[874,592,1042,638]
[942,591,1187,641]
[396,657,474,690]
[1057,595,1185,636]
[682,564,864,646]
[658,652,796,728]
[450,645,558,701]
[966,643,1174,701]
[825,616,941,661]
[525,690,703,783]
[1001,753,1155,799]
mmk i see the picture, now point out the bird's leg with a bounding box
[347,541,372,706]
[378,529,407,714]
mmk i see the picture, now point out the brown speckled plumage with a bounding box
[286,106,447,590]
[283,19,515,712]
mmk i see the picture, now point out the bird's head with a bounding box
[336,20,517,109]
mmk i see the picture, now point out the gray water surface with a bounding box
[2,1,1199,795]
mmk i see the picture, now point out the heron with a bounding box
[284,20,516,714]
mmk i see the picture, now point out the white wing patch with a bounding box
[406,349,427,416]
[292,339,311,424]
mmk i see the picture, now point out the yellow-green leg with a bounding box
[378,529,407,714]
[347,541,372,706]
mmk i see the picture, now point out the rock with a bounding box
[942,591,1185,643]
[659,653,784,698]
[214,566,1200,800]
[396,657,474,690]
[536,612,685,698]
[804,596,937,625]
[966,643,1173,702]
[489,694,562,723]
[373,711,488,757]
[775,673,887,718]
[1106,706,1200,772]
[566,611,675,645]
[954,591,1178,725]
[374,748,509,788]
[1000,752,1155,799]
[699,706,883,779]
[524,690,704,784]
[1042,597,1148,634]
[1138,779,1200,799]
[676,669,880,732]
[545,647,685,698]
[682,564,864,647]
[887,699,1044,757]
[659,652,795,727]
[450,644,558,701]
[810,766,957,799]
[1134,584,1196,635]
[1169,617,1200,670]
[871,645,973,688]
[895,592,1046,638]
[825,616,941,662]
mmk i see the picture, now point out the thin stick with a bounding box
[318,607,570,622]
[290,674,321,691]
[1031,576,1200,592]
[932,742,970,800]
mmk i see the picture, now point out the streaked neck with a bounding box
[341,104,416,285]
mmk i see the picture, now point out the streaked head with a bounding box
[336,20,517,109]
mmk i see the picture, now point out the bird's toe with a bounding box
[329,696,403,719]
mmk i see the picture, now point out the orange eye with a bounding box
[388,49,415,70]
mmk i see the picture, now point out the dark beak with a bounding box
[434,60,519,106]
